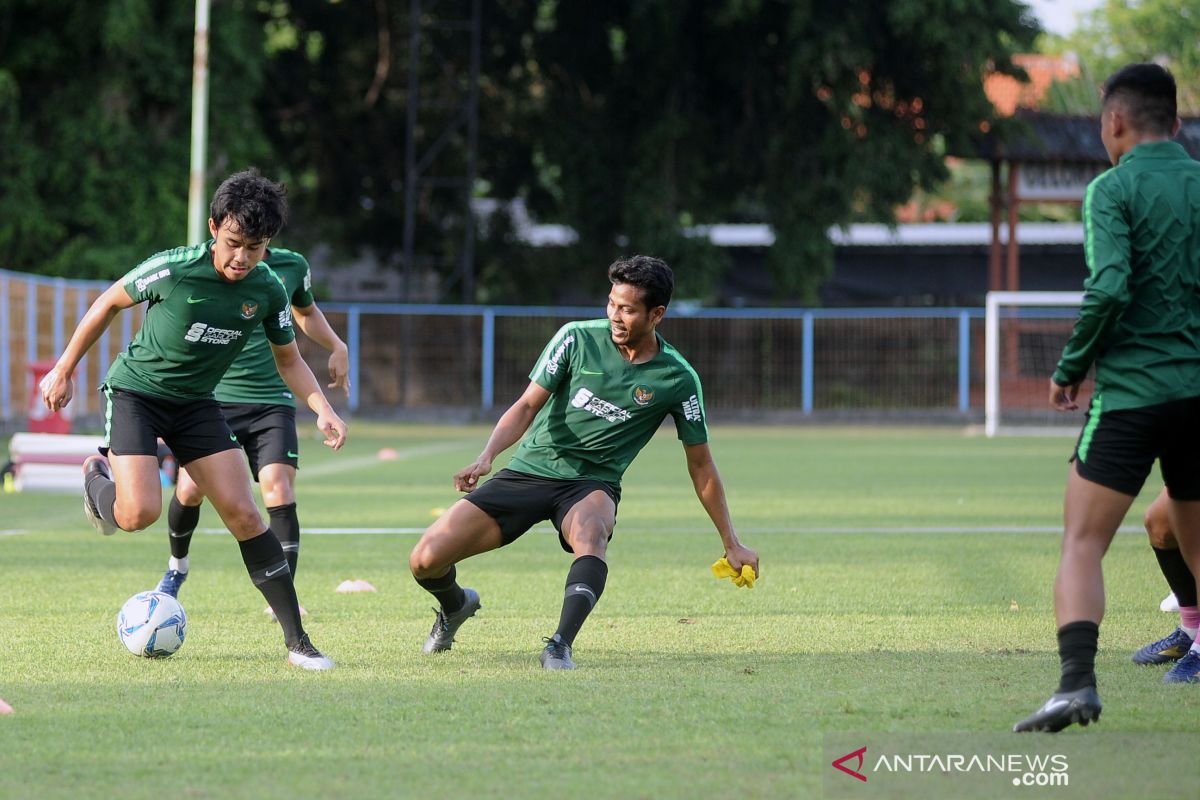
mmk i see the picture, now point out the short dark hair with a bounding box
[209,169,288,241]
[1102,63,1177,136]
[607,255,674,310]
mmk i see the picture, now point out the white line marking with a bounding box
[0,530,27,536]
[194,524,1148,536]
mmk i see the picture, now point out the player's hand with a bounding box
[454,458,493,493]
[724,542,759,579]
[328,346,350,398]
[1049,378,1080,411]
[317,408,348,450]
[38,367,74,413]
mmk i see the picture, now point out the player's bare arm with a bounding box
[269,340,348,450]
[683,441,759,575]
[292,302,350,397]
[454,381,551,492]
[41,282,137,412]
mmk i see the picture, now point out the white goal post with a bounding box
[984,291,1084,438]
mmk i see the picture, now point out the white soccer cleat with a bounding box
[287,634,335,671]
[1161,592,1180,613]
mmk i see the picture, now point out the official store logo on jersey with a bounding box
[681,394,703,422]
[239,300,259,320]
[570,388,631,423]
[134,268,170,293]
[632,385,655,406]
[544,335,575,375]
[278,309,293,328]
[184,323,245,345]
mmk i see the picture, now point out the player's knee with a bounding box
[409,540,445,579]
[1145,512,1177,549]
[175,483,203,506]
[224,504,266,538]
[570,524,611,556]
[118,501,161,532]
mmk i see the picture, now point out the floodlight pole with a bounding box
[186,0,211,245]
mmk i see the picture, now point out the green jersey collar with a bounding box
[1118,140,1189,165]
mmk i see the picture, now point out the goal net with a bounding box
[984,291,1087,437]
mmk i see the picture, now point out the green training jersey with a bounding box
[214,248,315,406]
[104,241,295,401]
[1054,141,1200,411]
[506,319,708,487]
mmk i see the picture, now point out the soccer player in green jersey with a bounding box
[408,255,759,669]
[39,170,347,670]
[1015,64,1200,731]
[154,246,350,620]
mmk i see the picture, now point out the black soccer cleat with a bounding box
[81,455,117,536]
[1013,686,1102,733]
[539,634,576,670]
[422,588,481,653]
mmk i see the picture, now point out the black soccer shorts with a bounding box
[464,468,622,552]
[219,402,299,480]
[102,386,241,467]
[1071,394,1200,499]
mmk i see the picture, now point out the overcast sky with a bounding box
[1024,0,1104,36]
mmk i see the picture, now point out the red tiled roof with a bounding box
[985,54,1081,116]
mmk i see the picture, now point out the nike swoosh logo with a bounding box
[186,296,211,304]
[287,451,299,458]
[573,585,596,600]
[265,565,288,577]
[230,435,238,442]
[580,368,604,375]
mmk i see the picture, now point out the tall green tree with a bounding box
[1041,0,1200,114]
[478,0,1038,301]
[0,0,270,278]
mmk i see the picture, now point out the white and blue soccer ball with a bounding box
[116,591,187,658]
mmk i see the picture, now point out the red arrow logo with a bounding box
[831,746,868,782]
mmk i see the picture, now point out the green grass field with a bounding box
[2,424,1199,799]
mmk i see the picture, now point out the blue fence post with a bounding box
[801,312,814,414]
[347,307,361,413]
[958,310,971,413]
[481,308,495,410]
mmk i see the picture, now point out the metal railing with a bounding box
[1,268,989,423]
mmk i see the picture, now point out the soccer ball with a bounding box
[116,591,187,658]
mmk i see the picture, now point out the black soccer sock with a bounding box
[415,565,466,614]
[1056,620,1099,693]
[268,503,301,577]
[553,555,608,646]
[239,530,305,648]
[86,470,120,530]
[1153,545,1198,608]
[168,494,201,561]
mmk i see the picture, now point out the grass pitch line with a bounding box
[197,524,1148,535]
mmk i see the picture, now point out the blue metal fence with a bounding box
[1,268,989,423]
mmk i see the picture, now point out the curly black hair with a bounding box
[209,168,288,241]
[607,255,674,310]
